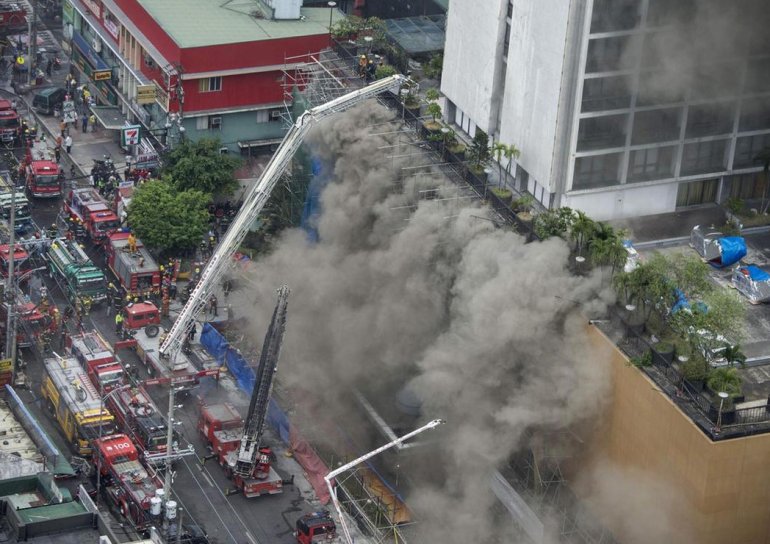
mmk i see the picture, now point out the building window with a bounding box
[681,139,728,176]
[590,0,641,33]
[256,110,269,124]
[637,70,686,107]
[734,134,770,169]
[196,116,208,130]
[198,77,222,92]
[572,152,623,190]
[685,102,736,139]
[728,173,767,200]
[585,36,638,73]
[627,146,676,182]
[632,108,682,145]
[740,97,770,132]
[646,0,697,28]
[676,179,718,207]
[208,116,222,130]
[691,63,741,101]
[581,76,632,112]
[577,114,628,152]
[745,59,770,94]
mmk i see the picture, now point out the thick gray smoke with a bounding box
[235,103,615,542]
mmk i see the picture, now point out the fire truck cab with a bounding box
[295,511,338,544]
[0,244,31,281]
[66,331,125,393]
[198,403,243,462]
[0,109,19,144]
[26,160,62,198]
[64,188,119,240]
[123,301,161,331]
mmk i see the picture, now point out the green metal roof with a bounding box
[136,0,341,48]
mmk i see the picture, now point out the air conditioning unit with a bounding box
[219,147,229,155]
[92,37,102,53]
[209,116,222,130]
[270,110,281,119]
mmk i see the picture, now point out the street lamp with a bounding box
[715,391,730,434]
[325,418,445,544]
[327,2,337,47]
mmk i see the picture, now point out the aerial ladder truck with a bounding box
[200,286,289,497]
[153,74,407,514]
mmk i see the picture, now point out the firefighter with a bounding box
[127,232,137,253]
[208,294,218,317]
[114,311,124,335]
[358,54,367,77]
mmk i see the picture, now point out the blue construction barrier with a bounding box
[199,323,291,444]
[301,156,329,243]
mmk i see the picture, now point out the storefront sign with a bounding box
[0,359,11,372]
[136,84,156,105]
[82,0,101,18]
[93,69,111,81]
[71,31,110,72]
[121,125,141,146]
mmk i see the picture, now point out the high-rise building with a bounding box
[441,0,770,219]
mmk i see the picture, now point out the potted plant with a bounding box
[652,336,675,364]
[706,367,742,424]
[466,129,491,179]
[513,194,535,223]
[680,354,708,391]
[490,187,513,205]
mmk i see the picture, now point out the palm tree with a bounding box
[722,343,747,367]
[492,142,507,187]
[754,147,770,214]
[707,367,742,397]
[570,211,595,256]
[503,143,521,179]
[589,223,627,278]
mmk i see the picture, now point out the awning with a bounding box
[238,138,283,149]
[90,105,128,130]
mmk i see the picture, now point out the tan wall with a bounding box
[572,325,770,544]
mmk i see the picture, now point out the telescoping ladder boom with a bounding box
[234,285,289,477]
[158,75,408,361]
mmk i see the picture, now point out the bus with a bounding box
[41,355,115,455]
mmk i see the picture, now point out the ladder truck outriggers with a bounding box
[153,75,407,512]
[199,287,289,497]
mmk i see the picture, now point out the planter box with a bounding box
[652,345,675,364]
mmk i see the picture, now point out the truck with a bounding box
[40,355,115,455]
[120,324,218,392]
[199,287,289,498]
[106,385,169,463]
[0,170,33,232]
[295,511,338,544]
[104,231,160,296]
[66,330,125,393]
[47,237,108,304]
[26,159,62,198]
[0,243,32,281]
[0,108,19,144]
[92,433,163,530]
[0,289,46,348]
[64,188,120,241]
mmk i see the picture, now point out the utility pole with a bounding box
[26,0,37,87]
[4,187,15,383]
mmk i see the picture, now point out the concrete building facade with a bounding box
[441,0,770,220]
[63,0,340,156]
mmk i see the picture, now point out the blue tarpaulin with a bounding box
[716,236,747,267]
[746,265,770,281]
[199,323,292,444]
[301,156,329,243]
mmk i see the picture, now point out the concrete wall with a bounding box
[572,326,770,544]
[562,181,679,221]
[440,0,505,135]
[497,0,571,194]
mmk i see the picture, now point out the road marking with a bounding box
[245,531,257,544]
[201,470,215,487]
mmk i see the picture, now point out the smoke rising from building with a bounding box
[236,103,619,542]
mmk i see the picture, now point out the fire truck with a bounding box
[47,237,107,304]
[104,231,160,296]
[66,330,125,393]
[0,3,27,34]
[295,511,338,544]
[64,188,120,241]
[92,433,163,530]
[40,356,115,455]
[0,171,33,232]
[106,385,169,463]
[26,160,62,198]
[199,287,289,497]
[0,108,19,144]
[0,243,31,281]
[0,289,46,347]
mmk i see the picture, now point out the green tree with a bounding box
[375,64,397,80]
[588,222,627,276]
[707,367,742,397]
[569,210,595,256]
[162,138,241,196]
[754,147,770,214]
[722,343,747,367]
[426,102,442,122]
[503,143,521,178]
[425,88,440,102]
[492,142,507,185]
[468,129,490,171]
[127,180,210,254]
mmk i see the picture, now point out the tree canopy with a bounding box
[162,138,241,196]
[127,180,210,253]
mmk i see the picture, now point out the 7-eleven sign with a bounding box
[121,125,141,146]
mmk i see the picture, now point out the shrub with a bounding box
[375,64,397,80]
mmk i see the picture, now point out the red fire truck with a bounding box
[0,243,31,281]
[26,160,62,198]
[104,231,160,296]
[105,385,169,463]
[92,433,163,530]
[66,330,125,393]
[0,290,46,348]
[0,108,19,144]
[295,511,338,544]
[64,187,120,241]
[0,3,27,33]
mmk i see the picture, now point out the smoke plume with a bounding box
[235,103,614,542]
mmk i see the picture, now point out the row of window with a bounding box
[573,133,770,190]
[577,97,770,151]
[193,109,283,131]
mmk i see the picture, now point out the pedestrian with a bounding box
[89,113,96,133]
[187,323,196,343]
[81,113,88,133]
[223,278,232,299]
[45,57,52,77]
[127,231,137,253]
[59,119,66,137]
[54,145,61,163]
[209,294,218,317]
[115,311,124,335]
[64,134,72,153]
